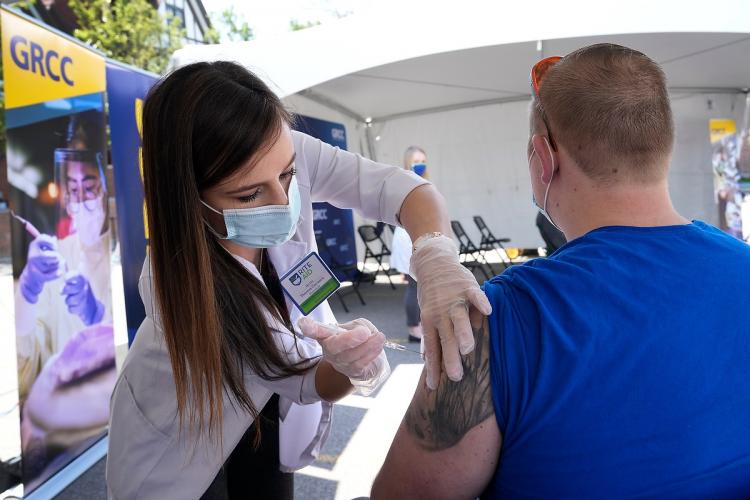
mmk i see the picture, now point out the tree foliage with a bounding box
[215,6,253,42]
[68,0,185,74]
[289,19,321,31]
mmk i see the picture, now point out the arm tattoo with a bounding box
[404,318,493,451]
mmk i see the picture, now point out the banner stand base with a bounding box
[1,436,108,499]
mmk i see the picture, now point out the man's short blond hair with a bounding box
[533,43,674,183]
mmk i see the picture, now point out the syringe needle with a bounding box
[384,341,422,355]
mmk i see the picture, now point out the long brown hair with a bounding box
[141,61,308,439]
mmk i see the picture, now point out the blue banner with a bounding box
[106,62,157,344]
[295,116,358,281]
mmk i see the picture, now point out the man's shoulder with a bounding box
[692,220,750,255]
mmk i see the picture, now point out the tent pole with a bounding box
[364,123,378,162]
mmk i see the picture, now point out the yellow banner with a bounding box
[709,119,737,144]
[1,9,105,109]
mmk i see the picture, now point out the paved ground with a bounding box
[54,277,429,500]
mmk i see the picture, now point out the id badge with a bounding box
[280,252,341,315]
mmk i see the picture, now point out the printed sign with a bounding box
[2,8,115,492]
[294,115,358,282]
[106,61,158,344]
[710,119,745,238]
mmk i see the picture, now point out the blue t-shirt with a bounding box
[483,221,750,499]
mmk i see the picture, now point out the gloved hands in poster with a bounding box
[19,234,64,304]
[62,272,105,326]
[298,317,390,395]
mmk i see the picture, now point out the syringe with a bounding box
[10,208,69,274]
[10,209,40,238]
[317,323,422,355]
[383,340,422,355]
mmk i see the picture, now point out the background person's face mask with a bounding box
[411,163,427,177]
[201,174,302,248]
[71,195,106,246]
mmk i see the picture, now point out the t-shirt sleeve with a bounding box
[484,276,542,446]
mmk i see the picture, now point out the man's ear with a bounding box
[531,134,556,184]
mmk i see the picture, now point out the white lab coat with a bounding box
[106,131,428,499]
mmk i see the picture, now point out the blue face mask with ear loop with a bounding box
[530,138,562,232]
[411,163,427,177]
[200,174,302,248]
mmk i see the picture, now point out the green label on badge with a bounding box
[300,278,339,314]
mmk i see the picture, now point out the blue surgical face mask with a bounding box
[411,163,427,177]
[529,139,561,232]
[201,174,301,248]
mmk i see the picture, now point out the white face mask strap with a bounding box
[200,198,222,215]
[541,137,556,213]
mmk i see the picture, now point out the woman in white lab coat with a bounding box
[107,61,490,499]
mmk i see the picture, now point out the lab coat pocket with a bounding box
[107,376,171,499]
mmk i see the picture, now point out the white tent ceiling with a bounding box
[172,0,750,124]
[306,32,750,123]
[170,0,750,247]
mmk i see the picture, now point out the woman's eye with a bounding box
[281,167,297,179]
[237,190,260,203]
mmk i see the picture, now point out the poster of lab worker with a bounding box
[2,8,116,491]
[709,119,744,239]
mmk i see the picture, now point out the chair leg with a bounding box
[378,262,396,290]
[494,246,511,270]
[386,270,396,290]
[354,283,366,306]
[347,270,366,306]
[497,243,516,266]
[336,291,349,313]
[472,252,491,279]
[477,248,495,276]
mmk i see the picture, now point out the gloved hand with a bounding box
[61,273,105,326]
[298,317,390,396]
[410,234,492,389]
[19,234,64,304]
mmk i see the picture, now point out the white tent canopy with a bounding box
[172,0,750,248]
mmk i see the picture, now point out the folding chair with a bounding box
[357,224,396,290]
[315,234,366,313]
[450,220,492,279]
[473,215,515,269]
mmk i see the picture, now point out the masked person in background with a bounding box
[390,146,428,342]
[15,129,112,399]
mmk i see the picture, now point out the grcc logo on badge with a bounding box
[10,35,74,86]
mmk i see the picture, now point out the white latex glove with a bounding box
[298,317,390,396]
[410,234,492,389]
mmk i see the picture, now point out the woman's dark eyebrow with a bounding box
[225,153,296,195]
